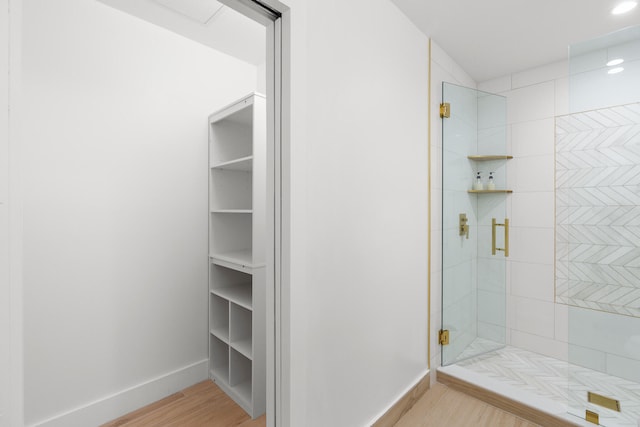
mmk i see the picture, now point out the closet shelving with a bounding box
[467,154,513,193]
[208,93,266,418]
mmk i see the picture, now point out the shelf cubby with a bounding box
[210,336,229,383]
[210,294,229,343]
[229,348,252,405]
[209,214,252,258]
[210,168,252,211]
[468,189,513,194]
[230,304,253,359]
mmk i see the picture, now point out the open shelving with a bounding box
[468,153,513,193]
[467,155,513,161]
[208,93,266,419]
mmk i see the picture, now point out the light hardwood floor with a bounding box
[101,380,265,427]
[103,380,539,427]
[394,383,541,427]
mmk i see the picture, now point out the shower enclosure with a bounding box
[440,83,509,365]
[440,25,640,427]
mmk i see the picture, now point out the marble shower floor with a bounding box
[448,342,640,426]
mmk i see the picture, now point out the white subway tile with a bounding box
[510,296,555,338]
[511,118,555,158]
[510,330,568,361]
[569,306,640,362]
[507,81,555,124]
[478,289,506,326]
[569,344,606,371]
[555,77,569,117]
[511,191,554,228]
[606,354,640,384]
[569,48,607,75]
[513,155,555,192]
[509,227,554,265]
[478,257,507,293]
[478,321,506,343]
[510,261,554,302]
[512,60,569,89]
[555,303,568,342]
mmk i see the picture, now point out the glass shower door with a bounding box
[441,82,508,365]
[562,26,640,427]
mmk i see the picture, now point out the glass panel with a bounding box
[441,82,508,366]
[564,25,640,426]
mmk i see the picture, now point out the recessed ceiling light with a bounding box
[611,1,637,15]
[607,58,625,66]
[608,67,625,74]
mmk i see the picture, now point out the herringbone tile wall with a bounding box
[556,102,640,318]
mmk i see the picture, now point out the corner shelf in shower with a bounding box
[468,189,513,194]
[467,155,513,161]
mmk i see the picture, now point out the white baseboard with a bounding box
[30,359,209,427]
[368,369,430,427]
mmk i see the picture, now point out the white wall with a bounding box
[282,1,430,425]
[21,0,257,425]
[429,40,476,376]
[0,0,9,425]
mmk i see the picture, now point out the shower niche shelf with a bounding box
[468,154,513,193]
[467,155,513,161]
[468,189,513,194]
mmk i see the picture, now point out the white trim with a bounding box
[365,369,430,426]
[29,360,208,427]
[8,0,24,425]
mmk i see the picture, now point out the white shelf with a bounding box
[211,209,253,214]
[232,380,252,407]
[212,284,252,310]
[210,327,229,343]
[211,155,253,171]
[231,338,252,359]
[468,189,513,194]
[467,155,513,161]
[211,249,253,267]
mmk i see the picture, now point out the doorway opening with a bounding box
[10,0,287,426]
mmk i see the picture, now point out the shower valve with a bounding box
[459,213,469,239]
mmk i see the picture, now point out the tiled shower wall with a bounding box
[478,62,569,361]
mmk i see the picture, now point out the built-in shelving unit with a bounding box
[468,154,513,193]
[208,93,266,419]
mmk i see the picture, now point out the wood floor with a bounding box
[101,380,266,427]
[394,383,541,427]
[103,380,538,427]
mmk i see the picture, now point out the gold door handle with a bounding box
[492,218,509,257]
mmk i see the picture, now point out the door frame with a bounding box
[6,1,291,426]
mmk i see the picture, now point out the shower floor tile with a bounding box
[454,343,640,427]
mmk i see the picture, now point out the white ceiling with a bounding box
[98,0,265,65]
[390,0,640,82]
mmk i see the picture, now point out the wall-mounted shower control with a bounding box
[459,213,469,239]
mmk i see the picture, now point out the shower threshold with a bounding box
[438,344,640,427]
